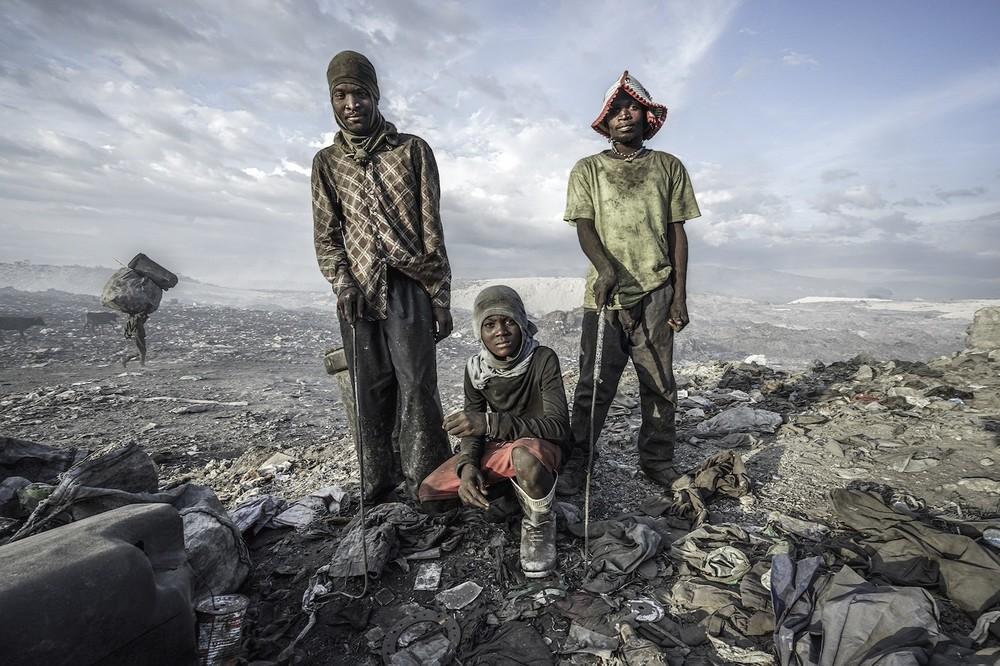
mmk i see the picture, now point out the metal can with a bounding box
[196,594,249,666]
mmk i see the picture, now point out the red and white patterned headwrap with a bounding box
[591,70,668,140]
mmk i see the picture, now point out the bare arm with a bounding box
[666,221,689,331]
[575,218,617,308]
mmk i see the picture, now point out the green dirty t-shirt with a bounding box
[564,150,701,309]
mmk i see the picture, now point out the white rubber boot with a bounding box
[512,477,557,578]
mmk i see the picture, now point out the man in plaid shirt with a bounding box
[312,51,452,501]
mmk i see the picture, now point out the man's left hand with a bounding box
[443,410,487,437]
[668,298,689,332]
[433,306,453,342]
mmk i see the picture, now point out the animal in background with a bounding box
[84,311,118,331]
[0,316,45,341]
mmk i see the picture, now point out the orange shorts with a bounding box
[418,438,562,502]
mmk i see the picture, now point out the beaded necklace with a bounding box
[609,141,645,162]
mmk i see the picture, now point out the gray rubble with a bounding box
[1,286,999,664]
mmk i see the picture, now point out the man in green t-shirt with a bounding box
[559,70,701,496]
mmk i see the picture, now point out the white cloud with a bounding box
[782,50,818,66]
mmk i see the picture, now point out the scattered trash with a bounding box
[434,581,483,610]
[767,511,830,540]
[196,594,249,666]
[271,486,345,529]
[626,598,664,623]
[258,453,294,475]
[414,563,443,591]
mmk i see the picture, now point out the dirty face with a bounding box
[606,91,646,144]
[481,315,523,360]
[332,83,375,135]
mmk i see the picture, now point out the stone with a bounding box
[967,307,1000,350]
[854,365,874,382]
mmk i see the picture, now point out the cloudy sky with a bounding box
[1,1,998,298]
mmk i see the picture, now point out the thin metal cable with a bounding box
[583,306,606,562]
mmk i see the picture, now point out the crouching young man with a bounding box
[418,286,569,578]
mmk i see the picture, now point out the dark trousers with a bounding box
[339,271,450,500]
[570,281,677,478]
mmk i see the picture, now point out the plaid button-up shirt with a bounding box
[312,133,451,319]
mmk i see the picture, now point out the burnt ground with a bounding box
[2,287,999,664]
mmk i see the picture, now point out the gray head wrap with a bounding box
[467,285,539,390]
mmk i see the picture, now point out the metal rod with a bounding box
[583,306,606,562]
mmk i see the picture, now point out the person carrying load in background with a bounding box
[558,70,701,496]
[419,286,569,579]
[101,252,177,368]
[311,50,452,502]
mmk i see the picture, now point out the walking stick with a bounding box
[583,306,606,563]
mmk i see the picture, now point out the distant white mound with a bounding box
[453,277,586,315]
[790,296,1000,320]
[789,297,892,304]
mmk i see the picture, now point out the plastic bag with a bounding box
[101,267,162,315]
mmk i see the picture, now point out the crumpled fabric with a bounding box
[562,622,619,660]
[554,592,616,634]
[569,519,662,593]
[694,405,783,438]
[671,524,754,584]
[668,578,742,612]
[969,610,1000,645]
[667,576,773,644]
[793,565,941,666]
[641,451,751,528]
[329,502,458,578]
[771,554,824,666]
[461,620,553,665]
[740,561,773,612]
[230,494,289,535]
[831,489,1000,616]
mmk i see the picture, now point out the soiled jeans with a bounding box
[339,270,450,500]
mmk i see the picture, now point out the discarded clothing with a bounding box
[554,592,616,634]
[567,518,662,593]
[790,565,941,666]
[667,578,742,613]
[461,620,553,665]
[670,524,754,584]
[831,489,1000,616]
[969,610,1000,645]
[328,502,458,578]
[641,451,751,528]
[770,554,824,666]
[563,622,620,660]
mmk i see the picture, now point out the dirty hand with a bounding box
[443,410,487,437]
[433,306,453,342]
[458,465,490,510]
[593,270,617,309]
[668,298,689,332]
[337,286,364,323]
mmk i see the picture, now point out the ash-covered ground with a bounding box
[2,285,999,664]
